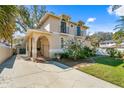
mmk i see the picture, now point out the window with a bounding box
[77,26,81,36]
[61,19,66,33]
[61,38,64,48]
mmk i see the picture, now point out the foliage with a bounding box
[112,30,124,44]
[112,6,124,44]
[114,16,124,31]
[111,5,122,11]
[61,51,69,58]
[0,5,55,46]
[61,41,96,60]
[88,32,113,47]
[88,35,100,47]
[106,48,123,58]
[116,51,123,58]
[83,46,95,57]
[66,42,81,60]
[106,48,117,57]
[0,5,19,46]
[17,5,48,32]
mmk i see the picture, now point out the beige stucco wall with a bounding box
[0,45,13,64]
[40,17,51,32]
[50,17,60,33]
[40,16,60,33]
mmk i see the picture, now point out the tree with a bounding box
[88,32,113,47]
[89,35,101,47]
[0,5,49,47]
[111,5,124,44]
[112,5,122,11]
[112,30,124,44]
[0,6,19,47]
[17,5,47,32]
[114,16,124,31]
[112,6,124,33]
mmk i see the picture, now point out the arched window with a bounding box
[61,19,66,33]
[61,38,64,48]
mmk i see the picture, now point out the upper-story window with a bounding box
[77,26,81,36]
[61,19,66,33]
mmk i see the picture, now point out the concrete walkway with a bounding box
[0,55,120,88]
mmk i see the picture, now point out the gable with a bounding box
[39,13,60,26]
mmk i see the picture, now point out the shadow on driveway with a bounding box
[0,55,16,74]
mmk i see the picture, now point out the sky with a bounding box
[46,5,121,35]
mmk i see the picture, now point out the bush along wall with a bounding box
[106,48,123,58]
[57,41,96,60]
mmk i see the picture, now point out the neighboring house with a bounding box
[99,40,116,48]
[25,13,88,58]
[98,40,124,55]
[99,40,124,48]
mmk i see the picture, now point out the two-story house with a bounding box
[25,13,88,59]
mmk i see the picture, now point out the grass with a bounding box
[79,56,124,87]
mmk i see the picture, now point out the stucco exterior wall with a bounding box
[50,17,60,33]
[40,16,60,33]
[40,17,51,32]
[0,45,13,64]
[68,23,77,35]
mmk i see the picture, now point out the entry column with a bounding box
[32,36,37,61]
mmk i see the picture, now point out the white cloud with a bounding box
[107,6,113,14]
[107,5,124,16]
[87,18,96,23]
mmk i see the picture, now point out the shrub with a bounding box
[106,48,117,57]
[116,51,123,58]
[67,43,81,60]
[61,52,69,58]
[91,48,96,56]
[82,46,96,57]
[116,51,122,58]
[79,48,86,58]
[63,41,96,60]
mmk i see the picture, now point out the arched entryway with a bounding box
[37,36,49,58]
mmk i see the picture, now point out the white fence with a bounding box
[96,48,109,56]
[0,44,13,64]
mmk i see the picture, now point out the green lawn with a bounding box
[79,56,124,87]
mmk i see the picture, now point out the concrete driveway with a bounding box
[0,55,120,88]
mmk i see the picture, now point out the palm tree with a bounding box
[114,16,124,31]
[0,6,19,47]
[112,5,122,11]
[112,30,124,44]
[112,6,124,31]
[112,6,124,44]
